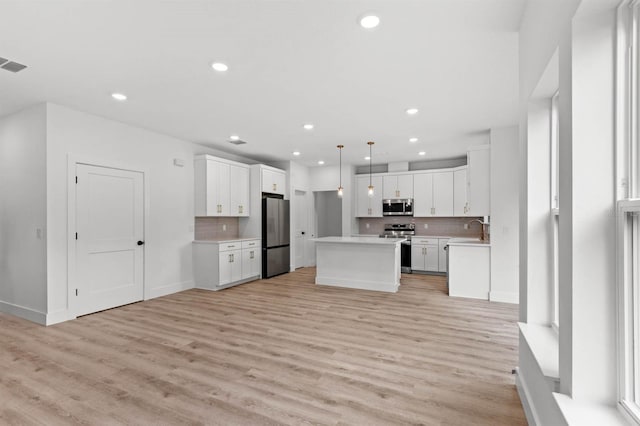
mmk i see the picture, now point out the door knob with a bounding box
[137,241,145,246]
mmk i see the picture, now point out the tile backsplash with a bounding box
[195,217,239,240]
[358,216,485,238]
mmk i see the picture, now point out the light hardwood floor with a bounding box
[0,269,525,425]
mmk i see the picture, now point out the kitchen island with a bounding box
[313,236,406,292]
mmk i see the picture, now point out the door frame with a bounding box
[66,154,150,318]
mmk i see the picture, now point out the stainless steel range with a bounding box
[380,223,415,273]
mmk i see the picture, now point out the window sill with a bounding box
[518,322,560,391]
[554,394,631,425]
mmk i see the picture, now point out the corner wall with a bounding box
[490,126,520,303]
[0,104,48,323]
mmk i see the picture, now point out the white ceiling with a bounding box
[0,0,523,167]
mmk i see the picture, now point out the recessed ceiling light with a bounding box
[303,123,314,130]
[406,108,419,115]
[293,151,301,156]
[229,135,239,141]
[365,156,371,160]
[409,137,418,143]
[211,62,228,72]
[318,160,325,165]
[418,151,426,156]
[111,93,127,101]
[360,14,380,29]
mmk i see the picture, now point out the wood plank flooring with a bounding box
[0,268,525,425]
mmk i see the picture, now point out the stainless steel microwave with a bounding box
[382,199,413,216]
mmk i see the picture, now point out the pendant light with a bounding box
[367,141,375,197]
[337,145,344,198]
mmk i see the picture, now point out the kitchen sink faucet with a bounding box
[469,218,490,241]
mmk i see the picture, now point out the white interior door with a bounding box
[74,164,144,317]
[294,190,308,269]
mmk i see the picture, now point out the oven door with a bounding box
[401,241,412,273]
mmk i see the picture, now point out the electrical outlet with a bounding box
[365,223,370,229]
[222,224,227,231]
[464,223,469,230]
[423,223,428,229]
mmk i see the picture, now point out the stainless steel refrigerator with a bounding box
[262,197,290,278]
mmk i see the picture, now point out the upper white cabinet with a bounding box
[229,164,250,216]
[382,175,414,199]
[262,167,286,196]
[453,167,469,216]
[356,175,383,217]
[467,146,491,216]
[195,155,250,217]
[413,171,453,217]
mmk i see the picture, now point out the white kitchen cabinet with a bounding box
[453,167,468,216]
[467,145,491,216]
[229,164,250,216]
[412,237,449,273]
[383,174,413,199]
[241,239,261,279]
[219,249,242,286]
[438,239,449,272]
[193,239,261,290]
[411,238,439,272]
[356,175,383,217]
[262,167,286,196]
[195,155,251,217]
[448,240,490,300]
[413,171,453,217]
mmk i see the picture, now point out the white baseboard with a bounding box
[490,290,519,304]
[516,370,541,426]
[315,276,399,293]
[0,300,47,325]
[46,310,74,326]
[147,280,194,300]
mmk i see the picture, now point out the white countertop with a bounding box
[313,236,407,245]
[447,238,491,247]
[193,237,260,244]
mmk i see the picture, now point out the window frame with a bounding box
[617,1,640,422]
[550,91,560,330]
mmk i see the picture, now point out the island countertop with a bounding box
[313,236,406,245]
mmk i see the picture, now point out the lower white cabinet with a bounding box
[194,239,261,290]
[412,237,449,273]
[241,240,261,279]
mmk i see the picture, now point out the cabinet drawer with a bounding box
[219,241,241,251]
[413,238,438,245]
[242,239,261,249]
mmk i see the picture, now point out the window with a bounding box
[618,1,640,422]
[550,91,560,330]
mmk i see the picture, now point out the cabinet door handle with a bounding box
[228,254,232,263]
[250,251,254,259]
[239,205,243,214]
[273,183,277,191]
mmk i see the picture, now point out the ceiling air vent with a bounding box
[1,60,27,73]
[229,139,247,145]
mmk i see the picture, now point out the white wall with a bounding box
[44,103,230,320]
[489,126,519,303]
[0,104,48,323]
[309,164,354,236]
[315,191,342,237]
[518,0,622,421]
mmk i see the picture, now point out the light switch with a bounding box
[365,223,370,229]
[423,223,428,229]
[464,224,469,230]
[222,224,227,231]
[36,228,43,239]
